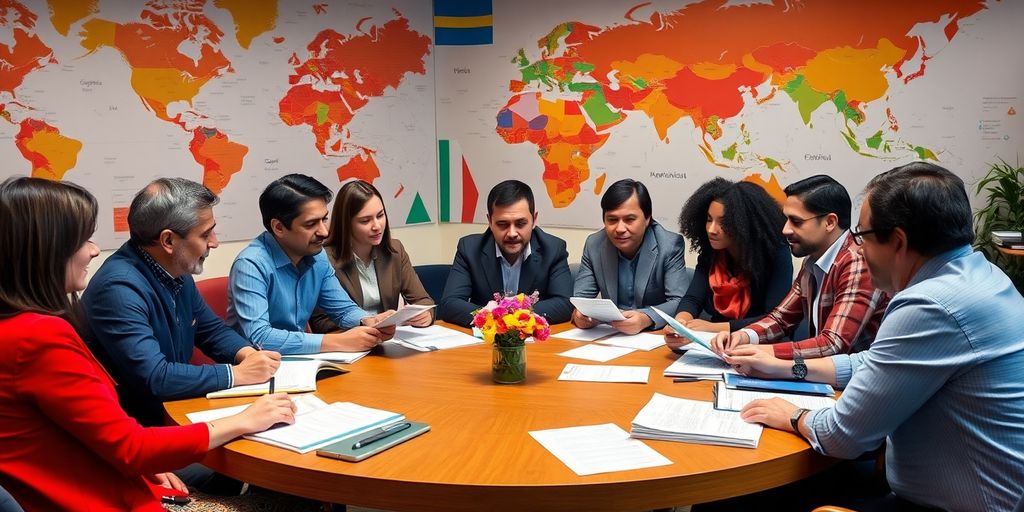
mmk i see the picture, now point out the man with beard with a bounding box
[83,178,279,427]
[439,179,573,326]
[228,174,394,354]
[677,175,887,361]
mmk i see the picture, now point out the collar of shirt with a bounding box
[812,230,850,280]
[905,245,974,289]
[494,240,532,266]
[259,231,314,273]
[131,241,184,295]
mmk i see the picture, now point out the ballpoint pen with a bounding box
[352,422,412,450]
[254,341,276,394]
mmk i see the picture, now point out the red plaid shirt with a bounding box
[748,234,888,359]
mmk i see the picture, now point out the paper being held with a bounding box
[373,304,436,328]
[570,297,627,323]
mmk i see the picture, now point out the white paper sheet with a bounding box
[388,324,483,351]
[651,308,722,358]
[713,382,838,412]
[558,363,650,383]
[596,333,666,351]
[569,297,627,323]
[374,304,437,328]
[287,351,369,364]
[663,351,738,380]
[249,402,404,453]
[185,394,329,424]
[558,344,636,362]
[556,325,619,341]
[529,423,672,476]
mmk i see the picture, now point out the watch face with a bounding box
[793,363,808,380]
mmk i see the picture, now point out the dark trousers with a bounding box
[174,463,245,496]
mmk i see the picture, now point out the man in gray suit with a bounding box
[572,179,690,334]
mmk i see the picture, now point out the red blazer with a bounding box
[0,313,208,511]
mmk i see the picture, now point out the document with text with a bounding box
[558,344,636,362]
[713,383,838,412]
[529,423,672,476]
[569,297,627,323]
[558,363,650,383]
[596,332,666,351]
[630,393,763,448]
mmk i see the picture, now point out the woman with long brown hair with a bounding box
[0,177,296,511]
[311,180,433,332]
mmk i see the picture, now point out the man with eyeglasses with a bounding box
[671,175,887,363]
[721,162,1024,511]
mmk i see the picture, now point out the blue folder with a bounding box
[724,373,835,397]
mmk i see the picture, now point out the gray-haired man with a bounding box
[82,178,278,427]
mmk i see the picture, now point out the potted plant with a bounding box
[973,158,1024,293]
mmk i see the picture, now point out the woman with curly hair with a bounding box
[670,177,792,336]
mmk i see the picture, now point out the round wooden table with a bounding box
[165,324,836,511]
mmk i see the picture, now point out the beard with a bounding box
[173,249,209,276]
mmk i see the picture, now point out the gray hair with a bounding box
[128,178,219,245]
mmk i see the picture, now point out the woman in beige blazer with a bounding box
[310,180,433,333]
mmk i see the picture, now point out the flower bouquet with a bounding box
[472,292,551,383]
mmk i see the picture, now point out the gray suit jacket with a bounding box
[573,221,690,329]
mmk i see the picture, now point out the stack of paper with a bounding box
[187,396,405,454]
[630,393,763,448]
[662,350,737,381]
[387,324,482,351]
[713,382,837,412]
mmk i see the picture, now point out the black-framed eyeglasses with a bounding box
[786,213,828,228]
[850,225,884,245]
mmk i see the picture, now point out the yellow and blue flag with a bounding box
[434,0,492,46]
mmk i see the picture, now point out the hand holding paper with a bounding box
[570,297,627,323]
[651,308,721,358]
[373,304,436,328]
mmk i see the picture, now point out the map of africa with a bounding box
[436,0,1021,228]
[0,0,435,247]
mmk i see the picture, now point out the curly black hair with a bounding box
[678,177,787,287]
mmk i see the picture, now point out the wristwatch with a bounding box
[792,352,808,380]
[790,407,810,435]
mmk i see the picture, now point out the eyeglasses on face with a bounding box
[786,213,828,228]
[850,225,885,245]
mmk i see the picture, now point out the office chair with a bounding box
[413,264,452,304]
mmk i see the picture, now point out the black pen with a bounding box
[352,422,412,450]
[254,341,276,394]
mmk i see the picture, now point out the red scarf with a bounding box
[708,252,751,320]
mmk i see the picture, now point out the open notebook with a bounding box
[206,359,348,399]
[187,395,405,453]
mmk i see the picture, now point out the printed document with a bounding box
[374,304,436,328]
[529,423,672,476]
[596,332,665,351]
[569,297,627,323]
[558,344,636,362]
[388,324,482,351]
[556,325,619,341]
[631,393,763,448]
[713,383,837,412]
[558,363,650,383]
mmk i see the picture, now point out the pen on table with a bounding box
[254,341,276,394]
[673,377,701,383]
[352,422,412,450]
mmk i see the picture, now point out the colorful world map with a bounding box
[0,0,435,245]
[495,0,987,207]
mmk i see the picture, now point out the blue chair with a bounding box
[0,485,23,512]
[414,264,452,304]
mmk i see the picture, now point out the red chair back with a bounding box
[191,277,230,365]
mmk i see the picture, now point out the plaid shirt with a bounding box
[748,234,888,359]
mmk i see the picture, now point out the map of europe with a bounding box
[495,0,988,207]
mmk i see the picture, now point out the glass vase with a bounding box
[492,344,526,384]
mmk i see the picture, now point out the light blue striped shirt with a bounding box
[227,232,370,354]
[807,246,1024,511]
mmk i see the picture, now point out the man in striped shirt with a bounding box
[730,162,1024,511]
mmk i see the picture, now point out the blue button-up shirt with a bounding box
[228,232,370,354]
[807,246,1024,511]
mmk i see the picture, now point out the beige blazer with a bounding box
[309,239,434,333]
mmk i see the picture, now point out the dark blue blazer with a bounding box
[439,227,573,327]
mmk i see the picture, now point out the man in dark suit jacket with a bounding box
[572,179,690,334]
[439,180,573,326]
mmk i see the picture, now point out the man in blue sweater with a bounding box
[83,178,279,428]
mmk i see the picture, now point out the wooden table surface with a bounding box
[165,323,835,511]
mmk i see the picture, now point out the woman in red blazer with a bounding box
[0,177,296,511]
